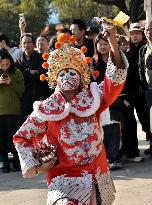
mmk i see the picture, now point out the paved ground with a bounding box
[0,123,152,205]
[113,123,152,205]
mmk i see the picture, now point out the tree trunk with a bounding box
[93,0,129,14]
[129,0,144,23]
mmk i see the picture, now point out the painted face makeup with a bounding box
[57,69,80,91]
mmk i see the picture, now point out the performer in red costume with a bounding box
[13,26,128,205]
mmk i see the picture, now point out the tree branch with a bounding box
[92,0,129,15]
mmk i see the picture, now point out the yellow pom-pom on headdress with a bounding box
[43,33,91,89]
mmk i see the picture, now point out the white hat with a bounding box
[129,23,144,32]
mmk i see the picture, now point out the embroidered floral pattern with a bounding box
[70,82,101,117]
[59,118,102,164]
[16,112,47,140]
[40,93,66,114]
[106,51,128,85]
[14,112,47,171]
[71,88,93,110]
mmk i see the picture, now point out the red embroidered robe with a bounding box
[13,56,128,205]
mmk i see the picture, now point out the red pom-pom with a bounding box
[69,36,76,44]
[84,57,91,64]
[55,41,61,49]
[40,74,46,81]
[42,62,49,69]
[80,46,87,53]
[42,53,49,60]
[57,33,67,44]
[92,70,99,78]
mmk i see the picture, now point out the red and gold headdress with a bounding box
[41,33,91,89]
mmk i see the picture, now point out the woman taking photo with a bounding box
[0,49,24,173]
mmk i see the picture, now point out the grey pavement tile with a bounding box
[0,189,47,205]
[0,172,46,190]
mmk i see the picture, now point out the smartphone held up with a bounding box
[19,13,25,22]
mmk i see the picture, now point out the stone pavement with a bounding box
[113,123,152,205]
[0,123,152,205]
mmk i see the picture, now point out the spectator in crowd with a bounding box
[55,23,64,35]
[86,26,100,42]
[15,33,51,120]
[19,16,49,54]
[70,19,94,57]
[36,35,49,54]
[59,28,72,37]
[0,49,24,173]
[49,35,57,51]
[90,32,125,170]
[139,21,152,155]
[117,35,130,53]
[13,29,127,205]
[41,24,55,41]
[0,34,22,62]
[121,22,149,161]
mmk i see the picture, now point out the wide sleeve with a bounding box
[97,51,128,113]
[13,111,47,172]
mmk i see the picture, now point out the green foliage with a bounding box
[0,0,20,44]
[0,0,51,45]
[19,0,51,34]
[51,0,119,26]
[51,0,103,25]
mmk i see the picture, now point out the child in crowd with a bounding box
[0,49,24,173]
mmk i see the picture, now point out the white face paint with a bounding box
[57,69,80,91]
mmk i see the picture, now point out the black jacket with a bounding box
[15,50,51,100]
[73,38,94,57]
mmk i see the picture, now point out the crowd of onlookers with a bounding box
[0,15,152,173]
